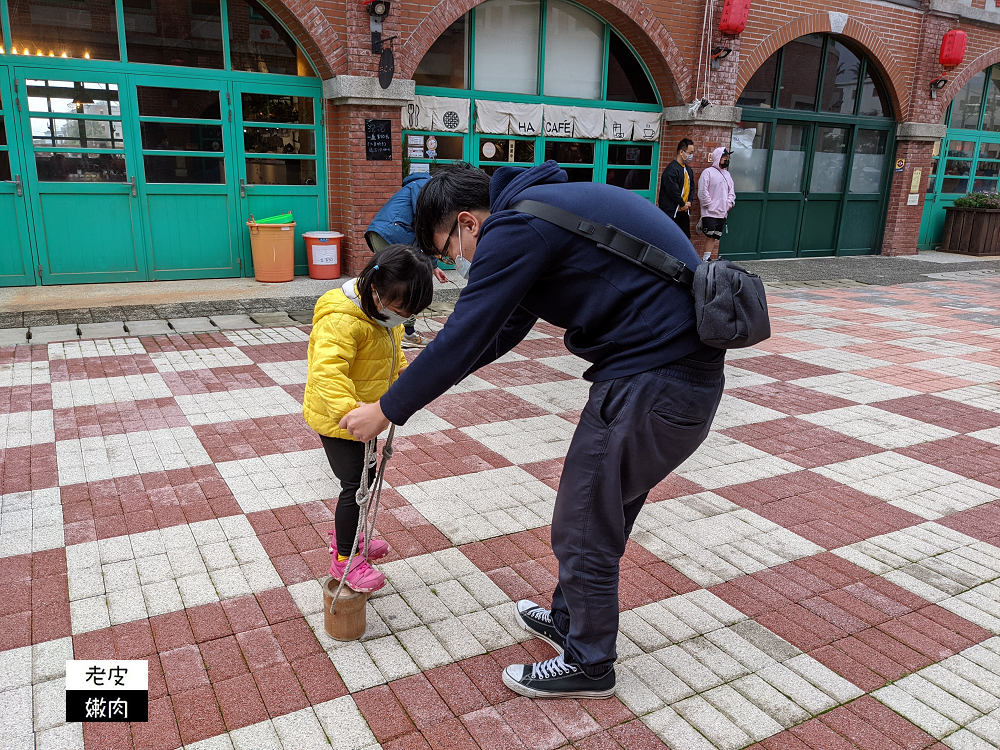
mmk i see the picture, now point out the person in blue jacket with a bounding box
[342,161,725,702]
[366,171,447,346]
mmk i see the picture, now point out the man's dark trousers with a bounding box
[550,355,725,674]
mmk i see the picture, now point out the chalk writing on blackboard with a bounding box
[365,119,392,161]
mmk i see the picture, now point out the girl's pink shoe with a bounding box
[330,556,386,593]
[328,530,389,560]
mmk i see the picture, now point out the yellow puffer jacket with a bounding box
[303,281,407,440]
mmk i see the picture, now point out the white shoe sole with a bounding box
[514,607,565,653]
[501,669,616,699]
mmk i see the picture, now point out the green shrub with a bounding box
[953,191,1000,208]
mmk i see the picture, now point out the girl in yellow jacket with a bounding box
[304,245,434,592]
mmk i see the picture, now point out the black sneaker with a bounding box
[515,600,566,652]
[502,654,616,699]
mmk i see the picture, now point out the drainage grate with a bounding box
[762,279,870,290]
[923,269,1000,280]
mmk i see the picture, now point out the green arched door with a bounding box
[0,0,325,285]
[725,34,896,259]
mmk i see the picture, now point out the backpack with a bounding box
[512,199,771,349]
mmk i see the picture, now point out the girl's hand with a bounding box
[340,401,390,442]
[434,268,448,284]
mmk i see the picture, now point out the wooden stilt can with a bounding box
[322,576,370,641]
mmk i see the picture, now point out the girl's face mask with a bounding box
[372,288,409,328]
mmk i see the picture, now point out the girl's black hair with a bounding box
[356,245,435,322]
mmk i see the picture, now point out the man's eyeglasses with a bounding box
[433,219,459,260]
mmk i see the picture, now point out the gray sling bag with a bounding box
[512,199,771,349]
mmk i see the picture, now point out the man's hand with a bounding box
[433,268,448,284]
[339,401,391,442]
[682,201,692,212]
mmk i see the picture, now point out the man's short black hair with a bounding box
[413,162,491,255]
[677,138,694,154]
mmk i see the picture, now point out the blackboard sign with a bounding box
[365,119,392,161]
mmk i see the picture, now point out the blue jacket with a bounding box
[380,161,712,426]
[366,172,431,246]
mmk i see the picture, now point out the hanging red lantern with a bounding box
[719,0,752,36]
[939,30,967,67]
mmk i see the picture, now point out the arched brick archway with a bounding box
[737,13,907,120]
[258,0,347,78]
[930,48,1000,124]
[398,0,691,107]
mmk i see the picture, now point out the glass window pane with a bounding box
[27,81,119,116]
[543,0,602,100]
[858,68,890,118]
[950,71,985,130]
[605,33,657,104]
[947,140,976,159]
[984,69,1000,132]
[31,118,123,148]
[124,0,223,68]
[0,116,6,147]
[944,160,971,178]
[241,94,314,124]
[821,41,860,114]
[769,123,807,192]
[143,155,224,182]
[35,152,127,181]
[563,167,593,182]
[973,179,998,192]
[405,134,465,160]
[975,160,1000,178]
[810,126,848,193]
[605,168,650,190]
[729,122,770,192]
[544,140,595,164]
[474,0,540,95]
[244,127,315,154]
[778,35,823,110]
[478,137,534,163]
[607,143,653,166]
[738,53,777,108]
[9,0,120,61]
[137,87,220,119]
[141,122,223,151]
[228,0,316,76]
[981,142,1000,160]
[0,153,10,182]
[414,16,468,89]
[941,178,969,193]
[849,129,887,194]
[246,157,316,185]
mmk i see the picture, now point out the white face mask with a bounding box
[373,288,409,329]
[454,222,472,279]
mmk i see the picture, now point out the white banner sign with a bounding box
[475,100,544,136]
[603,110,661,141]
[542,105,605,139]
[401,96,469,133]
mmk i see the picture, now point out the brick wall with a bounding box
[284,0,1000,265]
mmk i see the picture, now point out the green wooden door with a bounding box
[129,75,244,280]
[799,125,847,256]
[840,128,891,255]
[759,121,808,258]
[233,82,325,276]
[16,70,146,284]
[0,70,37,286]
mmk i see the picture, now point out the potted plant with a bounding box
[940,191,1000,256]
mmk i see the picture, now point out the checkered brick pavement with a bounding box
[2,277,1000,750]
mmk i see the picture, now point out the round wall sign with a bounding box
[426,136,438,151]
[482,141,496,159]
[378,48,395,90]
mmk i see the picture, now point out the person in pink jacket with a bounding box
[697,146,736,261]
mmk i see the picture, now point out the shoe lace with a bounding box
[530,654,577,680]
[532,608,553,625]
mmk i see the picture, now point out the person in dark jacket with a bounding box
[657,138,696,237]
[341,161,725,702]
[366,172,447,346]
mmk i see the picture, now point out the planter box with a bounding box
[940,206,1000,255]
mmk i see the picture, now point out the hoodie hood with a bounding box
[311,280,370,327]
[710,146,728,168]
[402,172,431,189]
[490,160,568,213]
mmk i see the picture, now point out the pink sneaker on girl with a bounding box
[328,530,389,560]
[330,556,386,593]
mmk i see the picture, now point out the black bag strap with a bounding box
[512,199,695,289]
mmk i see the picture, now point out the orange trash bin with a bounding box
[303,231,343,280]
[247,220,296,283]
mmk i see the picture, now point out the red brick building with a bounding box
[2,0,997,284]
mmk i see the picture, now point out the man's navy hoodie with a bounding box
[380,160,713,426]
